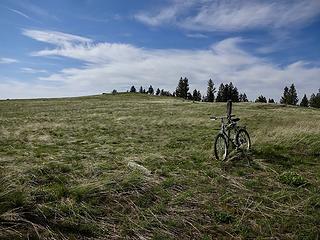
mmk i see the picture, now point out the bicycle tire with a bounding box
[236,129,251,151]
[214,133,228,161]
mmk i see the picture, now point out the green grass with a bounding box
[0,93,319,239]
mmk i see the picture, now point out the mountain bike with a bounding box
[210,114,251,161]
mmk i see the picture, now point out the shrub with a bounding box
[279,171,307,187]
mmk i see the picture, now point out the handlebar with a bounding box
[210,115,235,121]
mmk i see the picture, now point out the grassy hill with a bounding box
[0,93,319,239]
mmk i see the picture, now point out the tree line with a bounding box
[112,77,320,108]
[255,83,320,108]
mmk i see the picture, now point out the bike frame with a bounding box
[219,118,239,148]
[210,115,243,148]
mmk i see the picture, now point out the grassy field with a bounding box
[0,93,319,239]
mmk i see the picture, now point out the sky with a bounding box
[0,0,319,101]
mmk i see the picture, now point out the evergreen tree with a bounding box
[155,88,160,96]
[142,88,146,94]
[239,93,248,102]
[130,86,136,93]
[223,83,230,101]
[182,77,189,98]
[309,93,316,107]
[187,92,192,100]
[216,83,225,102]
[309,89,320,108]
[206,79,216,102]
[176,77,183,98]
[281,84,298,105]
[112,89,117,94]
[215,82,240,102]
[231,85,239,102]
[243,93,248,102]
[176,77,189,99]
[192,89,198,101]
[255,95,267,103]
[300,94,309,107]
[139,86,143,93]
[148,85,154,95]
[268,98,275,103]
[160,89,171,96]
[192,89,201,101]
[280,86,289,104]
[197,90,201,101]
[288,84,299,105]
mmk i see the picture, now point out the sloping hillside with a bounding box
[0,93,319,239]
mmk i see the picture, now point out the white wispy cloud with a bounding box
[22,29,92,47]
[0,57,18,64]
[2,29,319,100]
[21,67,47,74]
[7,7,31,19]
[186,33,208,39]
[135,0,320,32]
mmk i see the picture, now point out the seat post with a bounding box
[227,100,232,120]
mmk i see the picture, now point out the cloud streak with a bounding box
[21,67,47,74]
[135,0,320,32]
[7,8,31,19]
[0,57,18,64]
[22,29,92,47]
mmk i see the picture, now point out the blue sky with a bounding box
[0,0,319,100]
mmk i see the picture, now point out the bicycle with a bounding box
[210,114,251,161]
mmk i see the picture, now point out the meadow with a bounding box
[0,93,319,239]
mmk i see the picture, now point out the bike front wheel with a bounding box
[214,134,228,161]
[236,129,251,151]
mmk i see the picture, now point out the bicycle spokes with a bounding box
[214,135,227,161]
[237,130,250,150]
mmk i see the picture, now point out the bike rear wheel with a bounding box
[214,134,228,161]
[236,129,251,151]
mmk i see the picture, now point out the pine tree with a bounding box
[288,84,299,105]
[206,79,216,102]
[192,89,198,101]
[148,85,154,95]
[223,83,230,101]
[280,86,289,104]
[160,89,171,96]
[231,86,239,102]
[197,90,201,101]
[112,89,117,94]
[268,98,275,103]
[176,77,189,99]
[176,77,183,98]
[243,93,248,102]
[192,89,201,101]
[255,95,267,103]
[300,94,309,107]
[130,86,136,93]
[216,83,225,102]
[239,93,248,102]
[139,86,143,93]
[182,77,189,99]
[215,82,240,102]
[309,89,320,108]
[155,88,160,96]
[280,84,298,105]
